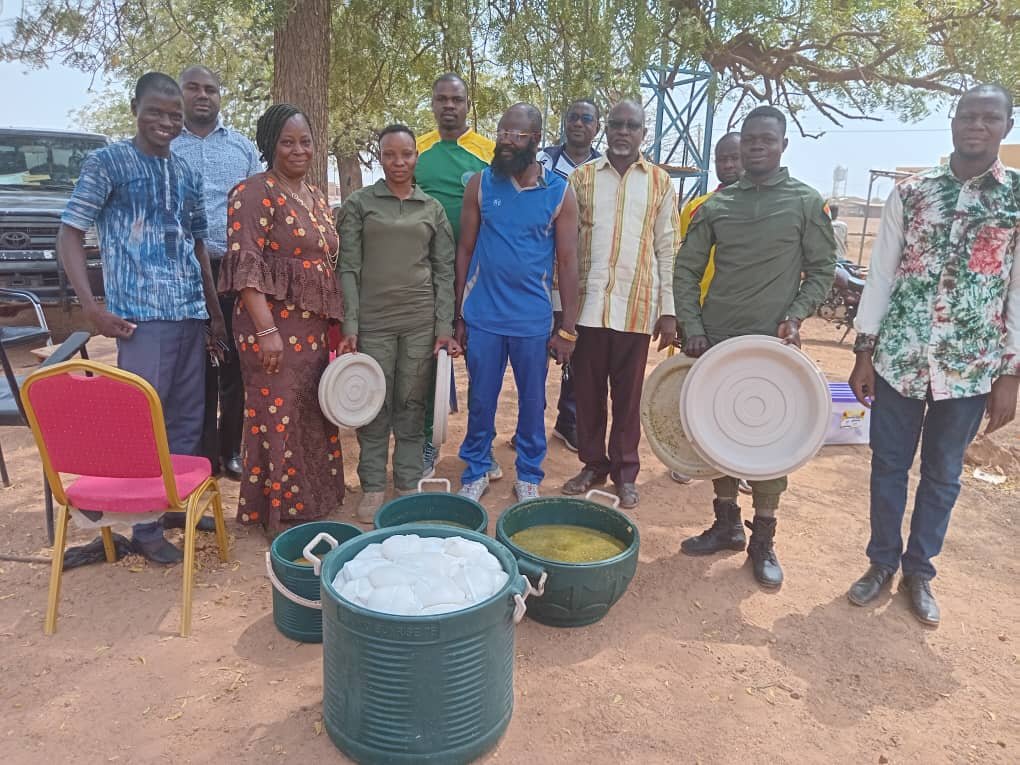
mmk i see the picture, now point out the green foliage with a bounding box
[3,0,1018,152]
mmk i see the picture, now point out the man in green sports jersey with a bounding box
[416,72,501,480]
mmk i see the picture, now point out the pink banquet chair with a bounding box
[19,359,229,636]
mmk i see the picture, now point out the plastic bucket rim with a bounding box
[270,521,364,575]
[495,496,641,569]
[320,525,524,622]
[373,491,489,534]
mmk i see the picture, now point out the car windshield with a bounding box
[0,134,106,189]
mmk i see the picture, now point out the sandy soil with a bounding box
[0,310,1017,764]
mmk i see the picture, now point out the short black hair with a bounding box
[567,98,600,120]
[378,123,416,144]
[716,131,741,148]
[179,65,220,87]
[743,105,787,136]
[433,72,467,93]
[134,72,181,102]
[959,83,1015,116]
[255,104,311,169]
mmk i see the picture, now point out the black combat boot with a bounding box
[745,516,783,588]
[680,499,745,555]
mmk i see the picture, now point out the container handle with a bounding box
[264,552,322,610]
[516,558,548,597]
[302,532,339,576]
[417,478,452,493]
[512,574,538,624]
[585,489,621,509]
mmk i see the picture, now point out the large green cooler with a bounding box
[319,526,531,764]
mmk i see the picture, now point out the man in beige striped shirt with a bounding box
[561,100,680,509]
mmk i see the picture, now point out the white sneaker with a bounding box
[513,480,540,501]
[670,470,693,484]
[458,476,489,501]
[422,442,439,479]
[738,479,752,495]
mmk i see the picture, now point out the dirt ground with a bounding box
[1,303,1018,764]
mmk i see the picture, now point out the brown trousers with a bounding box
[572,326,651,484]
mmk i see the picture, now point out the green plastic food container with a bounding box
[496,490,639,628]
[266,521,362,643]
[320,525,530,764]
[374,478,488,534]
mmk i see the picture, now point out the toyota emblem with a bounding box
[0,230,31,250]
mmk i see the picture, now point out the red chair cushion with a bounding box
[65,455,213,513]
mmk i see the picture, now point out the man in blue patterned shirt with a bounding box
[173,65,262,483]
[57,72,227,565]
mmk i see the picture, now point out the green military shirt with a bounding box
[674,167,836,342]
[337,179,456,338]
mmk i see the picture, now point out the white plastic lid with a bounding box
[680,335,830,481]
[432,348,451,449]
[317,352,386,428]
[640,352,723,479]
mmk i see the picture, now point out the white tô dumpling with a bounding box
[366,584,421,615]
[336,535,508,616]
[381,534,423,561]
[368,563,420,588]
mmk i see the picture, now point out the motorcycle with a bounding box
[817,258,867,342]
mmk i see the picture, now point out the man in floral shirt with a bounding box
[848,84,1019,627]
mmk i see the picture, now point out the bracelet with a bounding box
[256,326,279,337]
[853,333,877,353]
[557,327,578,342]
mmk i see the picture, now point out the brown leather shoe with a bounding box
[615,482,639,509]
[562,468,608,495]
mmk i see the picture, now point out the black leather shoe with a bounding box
[899,575,940,626]
[745,516,783,588]
[848,564,895,606]
[131,537,184,565]
[223,455,243,481]
[681,499,745,555]
[163,513,217,532]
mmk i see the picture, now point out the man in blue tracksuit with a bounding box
[453,103,580,502]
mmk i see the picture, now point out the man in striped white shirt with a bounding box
[561,100,680,509]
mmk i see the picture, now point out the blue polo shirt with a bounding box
[62,139,208,322]
[172,121,262,258]
[462,166,568,337]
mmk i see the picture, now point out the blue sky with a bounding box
[1,7,971,203]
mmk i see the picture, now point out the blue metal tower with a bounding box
[641,65,716,206]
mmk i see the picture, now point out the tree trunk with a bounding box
[335,152,364,201]
[272,0,330,189]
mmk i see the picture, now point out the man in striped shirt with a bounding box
[561,100,680,509]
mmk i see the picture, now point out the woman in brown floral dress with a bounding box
[218,104,345,533]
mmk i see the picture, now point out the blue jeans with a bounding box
[867,374,986,579]
[460,325,548,485]
[118,320,207,544]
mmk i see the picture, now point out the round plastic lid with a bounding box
[317,352,386,428]
[679,335,830,481]
[432,349,451,449]
[640,353,723,479]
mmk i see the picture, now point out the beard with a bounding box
[492,141,537,177]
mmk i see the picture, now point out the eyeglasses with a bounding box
[566,113,596,125]
[606,119,644,132]
[496,129,534,142]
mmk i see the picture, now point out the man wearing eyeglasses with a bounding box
[453,104,580,503]
[526,98,603,455]
[415,73,499,482]
[562,100,679,510]
[674,105,836,588]
[847,83,1019,627]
